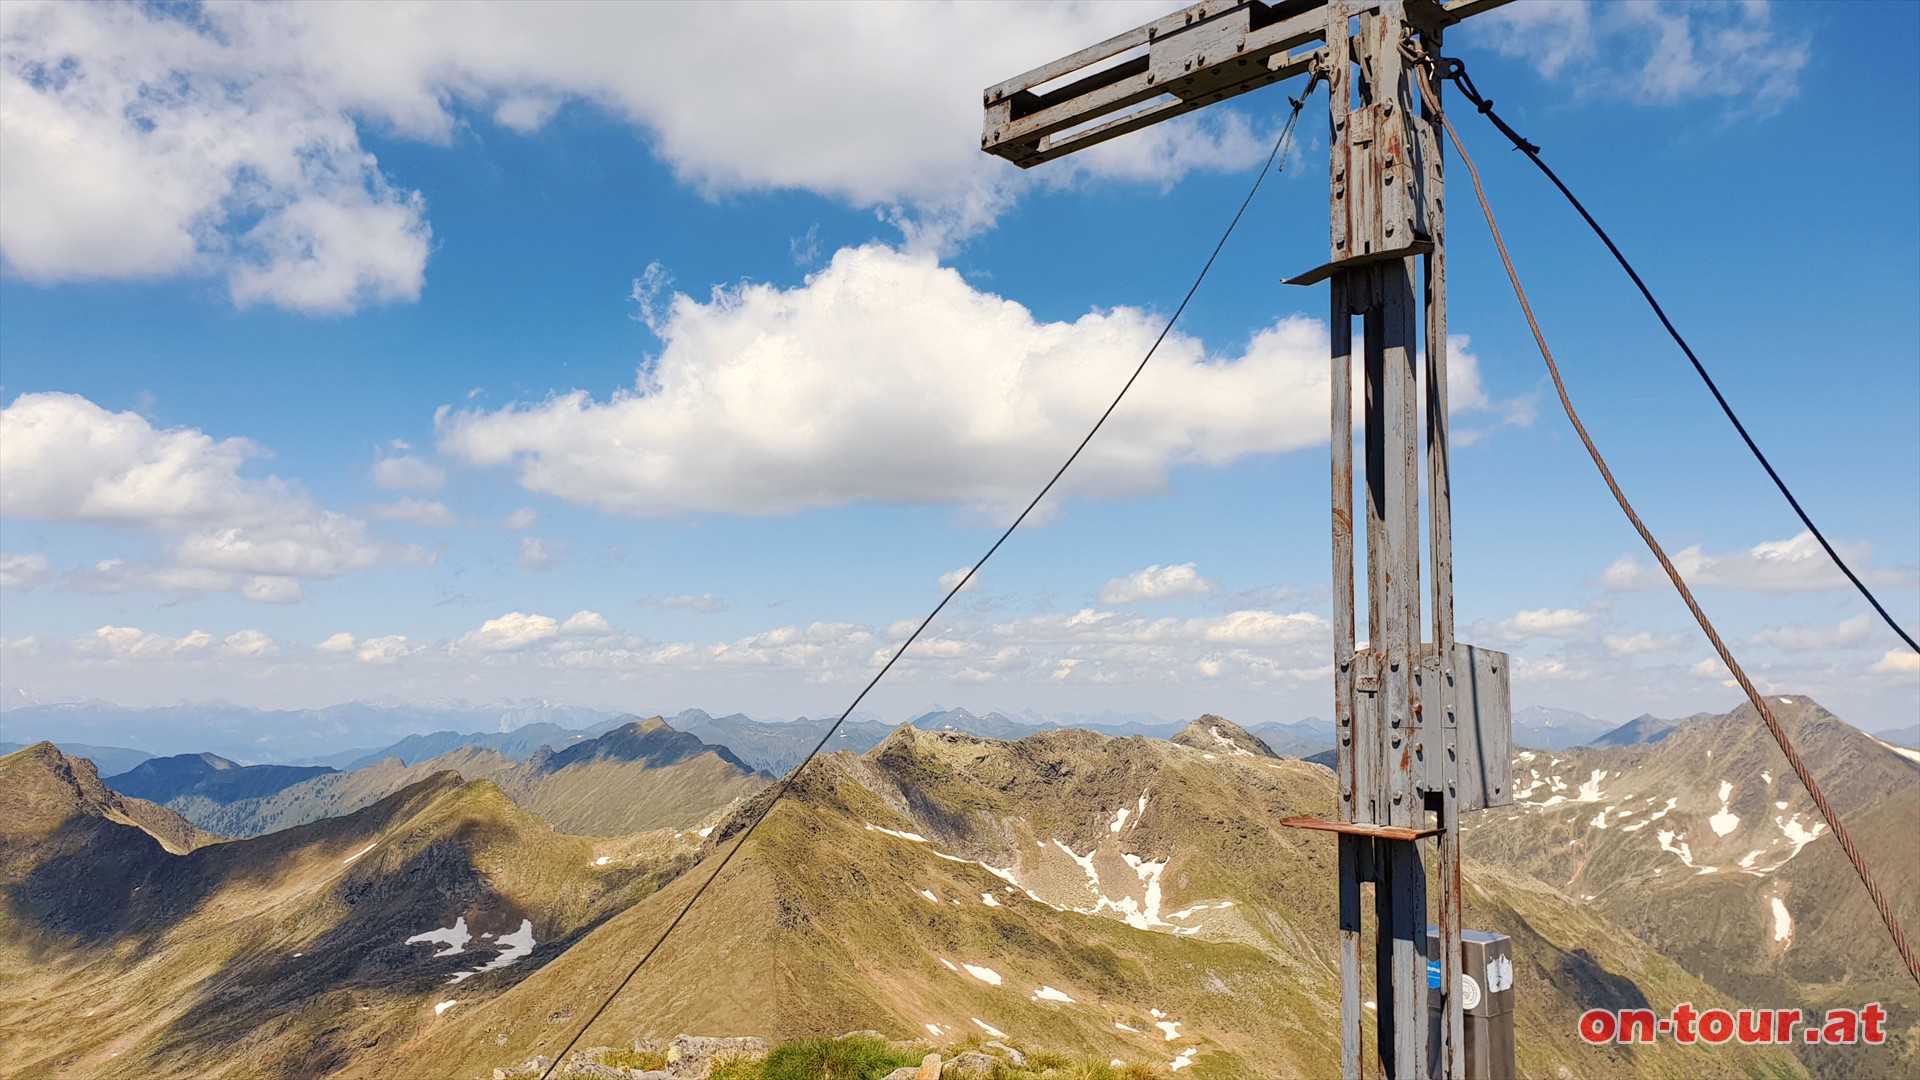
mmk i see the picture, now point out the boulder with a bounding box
[838,1029,887,1041]
[941,1051,998,1079]
[915,1052,943,1080]
[880,1070,921,1080]
[982,1041,1026,1067]
[663,1035,769,1078]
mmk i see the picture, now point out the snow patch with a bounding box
[434,999,459,1016]
[926,1024,943,1038]
[939,957,959,972]
[972,1018,1007,1039]
[696,826,714,838]
[405,917,472,957]
[962,963,1003,986]
[866,823,929,843]
[593,856,610,866]
[1171,1047,1198,1071]
[1872,737,1920,767]
[1575,770,1607,803]
[1033,985,1075,1003]
[1110,806,1131,833]
[1590,810,1609,830]
[447,919,536,984]
[920,889,941,904]
[981,892,1000,907]
[1771,896,1793,945]
[1115,1022,1141,1034]
[343,842,377,865]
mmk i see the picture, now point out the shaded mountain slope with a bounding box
[0,746,700,1080]
[400,726,1794,1080]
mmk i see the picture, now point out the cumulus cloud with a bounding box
[637,592,728,614]
[0,392,427,601]
[502,507,539,531]
[1477,0,1807,114]
[220,629,277,658]
[1872,650,1920,675]
[372,455,447,492]
[0,551,51,590]
[1599,532,1914,594]
[1097,562,1216,605]
[560,610,615,637]
[355,635,414,665]
[990,607,1326,648]
[460,612,559,652]
[75,625,213,661]
[315,632,357,654]
[1490,607,1594,641]
[0,2,1272,307]
[1,3,429,311]
[440,248,1521,517]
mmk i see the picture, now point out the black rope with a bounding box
[1434,56,1917,654]
[534,90,1318,1080]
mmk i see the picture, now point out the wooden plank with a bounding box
[1282,816,1443,841]
[1339,834,1363,1080]
[1285,239,1434,287]
[1388,840,1430,1079]
[983,0,1247,100]
[1331,273,1358,826]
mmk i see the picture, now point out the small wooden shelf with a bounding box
[1279,816,1442,842]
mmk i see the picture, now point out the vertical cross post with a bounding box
[981,5,1513,1077]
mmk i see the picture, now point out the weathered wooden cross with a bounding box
[982,3,1516,1078]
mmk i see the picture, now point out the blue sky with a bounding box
[1,0,1915,735]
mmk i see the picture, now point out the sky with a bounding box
[1,0,1916,736]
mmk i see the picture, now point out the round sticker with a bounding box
[1460,973,1482,1011]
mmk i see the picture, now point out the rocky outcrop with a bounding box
[1170,714,1279,759]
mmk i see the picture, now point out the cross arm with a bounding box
[980,0,1512,169]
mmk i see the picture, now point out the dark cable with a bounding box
[535,92,1317,1079]
[1433,57,1917,654]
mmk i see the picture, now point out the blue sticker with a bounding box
[1427,959,1442,989]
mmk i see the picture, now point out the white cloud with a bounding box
[1097,562,1216,605]
[560,610,614,637]
[1603,630,1690,656]
[0,551,51,590]
[502,507,539,531]
[355,635,413,665]
[443,247,1335,515]
[1491,607,1594,641]
[990,607,1326,648]
[460,612,559,653]
[938,568,983,595]
[0,392,425,601]
[220,629,277,658]
[637,592,728,614]
[1746,614,1876,653]
[76,625,213,661]
[518,537,565,570]
[315,632,357,654]
[1477,0,1807,114]
[0,2,1271,306]
[1,3,429,312]
[1871,650,1920,675]
[442,251,1526,518]
[372,455,446,492]
[1599,532,1914,594]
